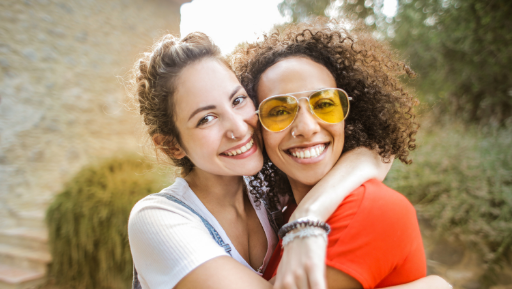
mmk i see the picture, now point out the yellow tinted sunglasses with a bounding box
[255,88,352,132]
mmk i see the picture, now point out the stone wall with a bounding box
[0,0,185,229]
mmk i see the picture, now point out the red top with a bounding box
[263,179,426,288]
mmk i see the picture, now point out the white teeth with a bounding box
[289,144,326,159]
[225,138,254,156]
[311,149,318,158]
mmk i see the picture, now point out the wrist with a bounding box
[282,227,327,247]
[278,217,331,239]
[290,202,324,222]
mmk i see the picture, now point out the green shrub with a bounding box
[46,155,171,289]
[385,121,512,284]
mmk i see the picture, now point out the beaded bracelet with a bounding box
[282,227,327,247]
[278,217,331,239]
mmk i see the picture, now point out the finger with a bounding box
[275,275,298,289]
[306,265,326,289]
[297,270,309,289]
[274,262,295,289]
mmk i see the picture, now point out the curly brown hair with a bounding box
[231,20,419,206]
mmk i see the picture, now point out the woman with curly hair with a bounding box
[232,21,435,289]
[128,29,449,289]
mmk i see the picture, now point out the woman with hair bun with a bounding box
[128,30,449,289]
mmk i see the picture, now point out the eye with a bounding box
[232,96,247,107]
[313,99,336,110]
[197,115,216,127]
[268,106,292,117]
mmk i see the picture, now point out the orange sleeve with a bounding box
[325,179,426,289]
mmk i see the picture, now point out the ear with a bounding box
[152,134,187,159]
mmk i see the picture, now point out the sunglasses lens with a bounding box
[309,89,349,123]
[259,96,298,132]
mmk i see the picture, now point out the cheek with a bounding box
[243,102,258,128]
[246,112,259,130]
[331,124,345,151]
[262,130,283,156]
[182,129,221,160]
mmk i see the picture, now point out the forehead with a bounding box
[174,58,238,119]
[257,57,336,102]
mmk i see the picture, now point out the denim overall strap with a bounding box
[132,193,232,289]
[132,266,142,289]
[154,193,232,255]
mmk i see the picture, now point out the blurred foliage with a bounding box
[385,120,512,284]
[278,0,512,124]
[278,0,332,22]
[392,0,512,124]
[46,155,170,289]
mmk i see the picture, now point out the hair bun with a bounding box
[181,31,213,45]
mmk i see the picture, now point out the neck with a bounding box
[287,176,315,204]
[184,167,246,211]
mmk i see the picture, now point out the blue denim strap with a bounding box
[132,193,233,289]
[132,266,142,289]
[153,193,232,255]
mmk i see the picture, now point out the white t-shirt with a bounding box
[128,177,278,289]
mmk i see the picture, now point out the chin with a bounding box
[243,163,264,176]
[287,166,330,186]
[293,174,323,186]
[236,157,264,176]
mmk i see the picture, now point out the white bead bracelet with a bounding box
[282,227,328,247]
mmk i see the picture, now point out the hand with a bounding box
[410,275,452,289]
[382,275,453,289]
[273,236,327,289]
[427,276,453,289]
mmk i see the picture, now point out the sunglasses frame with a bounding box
[255,88,352,132]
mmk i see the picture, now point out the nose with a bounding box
[224,108,252,140]
[290,99,320,139]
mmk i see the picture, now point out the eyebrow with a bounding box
[188,86,243,121]
[229,85,243,101]
[188,105,216,121]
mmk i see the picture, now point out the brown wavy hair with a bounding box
[132,32,225,175]
[232,20,419,204]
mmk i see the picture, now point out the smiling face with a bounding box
[257,57,345,188]
[172,57,263,176]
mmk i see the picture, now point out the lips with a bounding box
[285,142,329,159]
[222,137,254,156]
